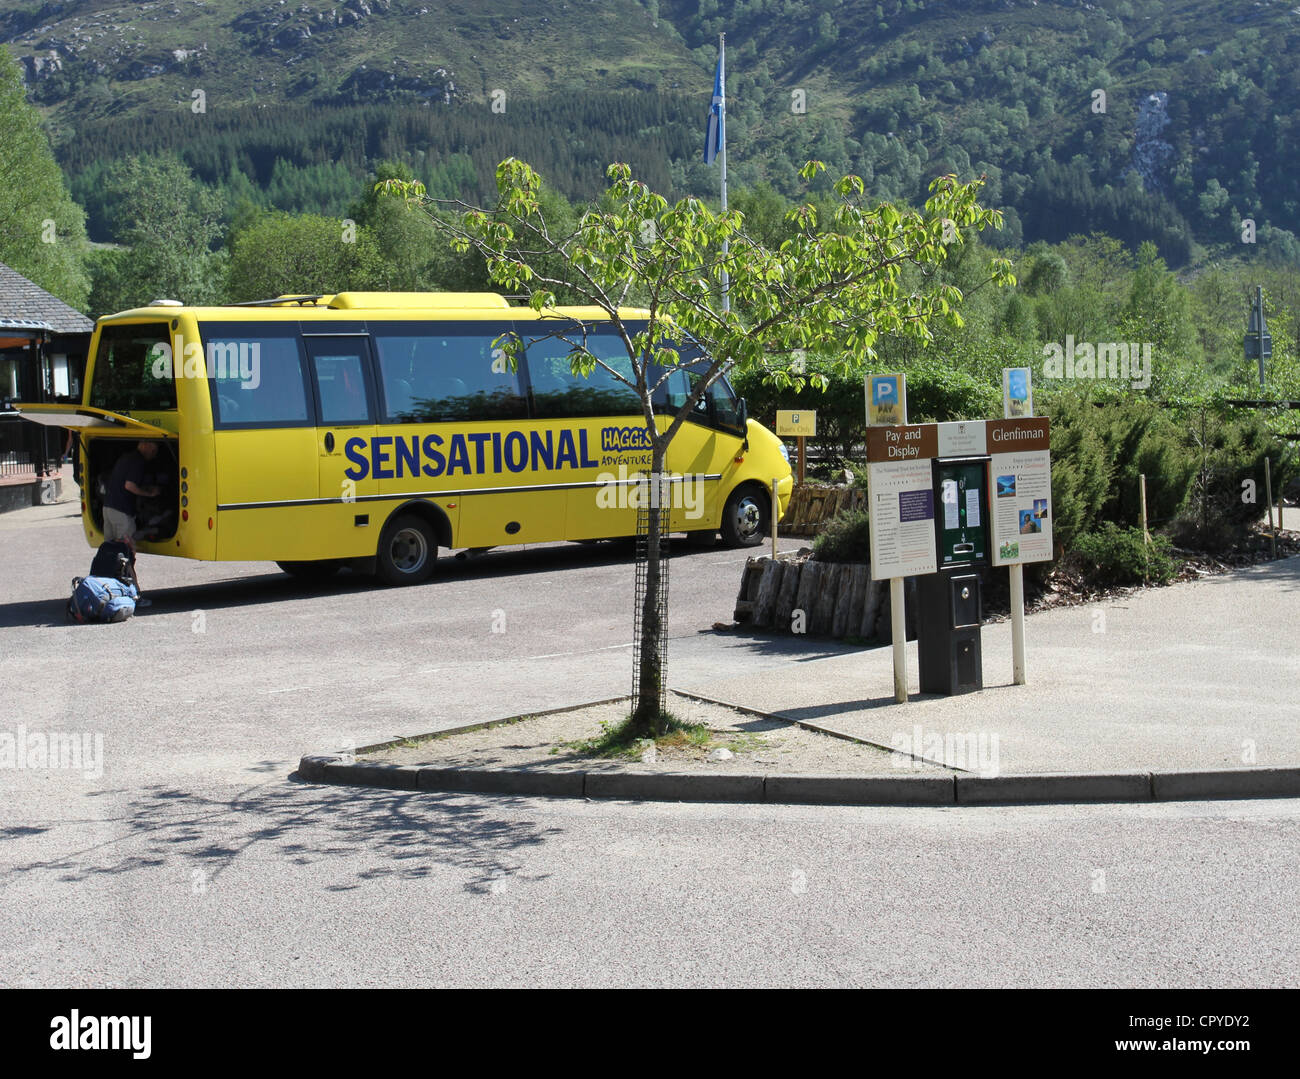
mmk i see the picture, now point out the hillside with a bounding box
[6,0,1299,264]
[6,0,697,112]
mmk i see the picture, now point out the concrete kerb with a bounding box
[670,688,973,773]
[295,755,1300,807]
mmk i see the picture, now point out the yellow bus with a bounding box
[20,292,794,585]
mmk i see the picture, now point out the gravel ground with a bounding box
[365,694,953,775]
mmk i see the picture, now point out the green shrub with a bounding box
[1042,388,1205,549]
[812,508,871,563]
[1096,397,1196,530]
[902,356,1002,423]
[1171,407,1297,552]
[1041,389,1112,550]
[1072,523,1179,586]
[732,355,867,462]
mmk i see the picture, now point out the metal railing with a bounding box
[0,413,55,479]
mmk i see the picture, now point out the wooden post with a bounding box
[797,435,806,484]
[1010,564,1026,685]
[1265,457,1276,559]
[771,478,779,561]
[1139,474,1150,546]
[891,577,907,703]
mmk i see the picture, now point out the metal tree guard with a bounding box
[632,473,670,720]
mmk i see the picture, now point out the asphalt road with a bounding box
[2,498,835,782]
[2,497,1298,987]
[3,785,1297,988]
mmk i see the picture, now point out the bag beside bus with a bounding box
[67,576,139,623]
[90,540,136,582]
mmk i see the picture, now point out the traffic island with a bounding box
[294,693,1300,807]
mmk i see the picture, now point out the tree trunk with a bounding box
[631,446,668,736]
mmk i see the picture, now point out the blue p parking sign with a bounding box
[867,374,906,425]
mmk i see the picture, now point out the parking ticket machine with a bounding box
[918,456,991,695]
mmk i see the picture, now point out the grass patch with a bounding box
[566,710,713,759]
[655,725,715,751]
[723,732,770,754]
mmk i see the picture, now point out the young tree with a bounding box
[382,158,1013,735]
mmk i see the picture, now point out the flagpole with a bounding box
[719,32,729,314]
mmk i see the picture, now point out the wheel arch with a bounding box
[379,499,452,552]
[724,477,776,517]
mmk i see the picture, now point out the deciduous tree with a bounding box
[383,157,1012,735]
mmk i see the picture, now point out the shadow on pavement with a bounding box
[0,781,563,896]
[701,627,878,663]
[0,538,711,626]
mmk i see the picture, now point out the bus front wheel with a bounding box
[721,485,770,548]
[377,514,437,586]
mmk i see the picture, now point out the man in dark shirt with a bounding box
[103,441,161,545]
[102,441,161,607]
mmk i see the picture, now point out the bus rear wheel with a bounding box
[276,559,341,580]
[377,514,436,586]
[721,485,769,548]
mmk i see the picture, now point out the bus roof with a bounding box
[99,293,652,323]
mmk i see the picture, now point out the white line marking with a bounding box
[531,642,632,659]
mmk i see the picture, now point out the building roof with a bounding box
[0,261,93,336]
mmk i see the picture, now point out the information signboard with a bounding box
[1003,368,1033,419]
[987,418,1053,565]
[866,425,938,579]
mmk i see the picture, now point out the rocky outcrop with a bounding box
[233,0,394,55]
[19,53,62,81]
[336,62,457,104]
[1131,91,1174,193]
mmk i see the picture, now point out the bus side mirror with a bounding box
[737,396,748,428]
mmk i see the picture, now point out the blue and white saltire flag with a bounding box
[703,56,724,165]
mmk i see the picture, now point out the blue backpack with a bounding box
[67,576,139,623]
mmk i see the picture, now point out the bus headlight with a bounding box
[778,441,790,464]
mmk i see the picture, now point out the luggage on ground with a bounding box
[67,575,139,623]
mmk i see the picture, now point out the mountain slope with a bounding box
[8,0,1299,264]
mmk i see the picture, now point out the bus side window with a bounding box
[653,365,692,412]
[201,329,310,427]
[525,333,642,419]
[373,330,525,422]
[684,366,742,431]
[312,352,370,425]
[708,375,743,430]
[685,370,712,422]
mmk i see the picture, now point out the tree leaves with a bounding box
[381,155,1011,456]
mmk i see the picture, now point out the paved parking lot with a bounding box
[2,497,826,785]
[3,496,1298,989]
